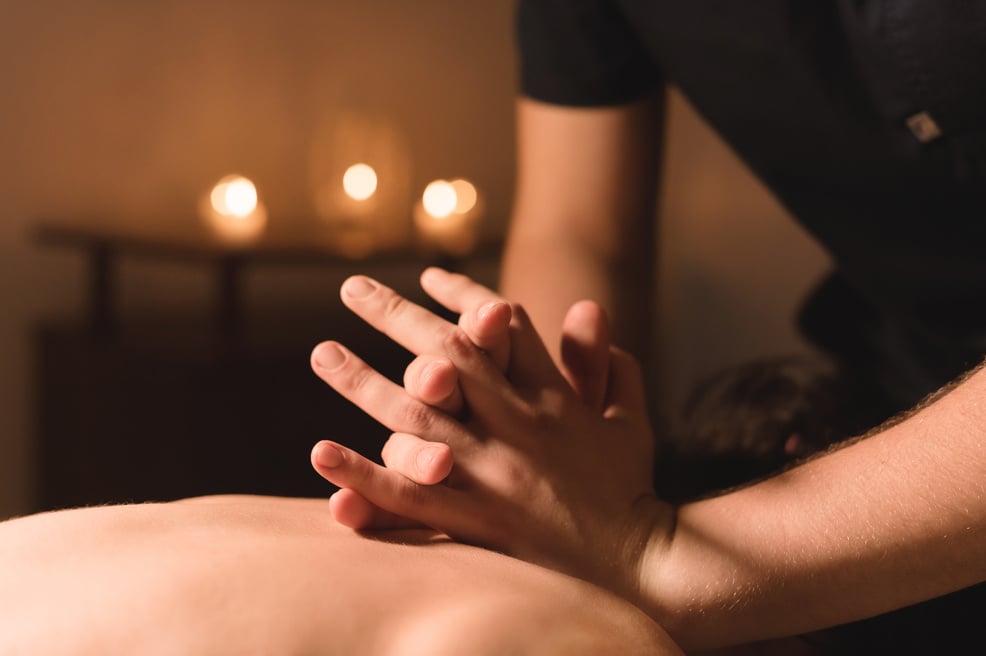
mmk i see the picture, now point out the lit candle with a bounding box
[449,178,478,215]
[200,174,268,244]
[342,163,378,202]
[413,178,482,254]
[316,162,380,258]
[310,113,415,252]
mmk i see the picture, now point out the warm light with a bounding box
[450,178,477,214]
[309,112,413,250]
[210,175,258,218]
[413,178,482,256]
[342,163,378,201]
[422,180,457,219]
[201,174,266,244]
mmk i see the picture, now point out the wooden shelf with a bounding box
[33,218,502,338]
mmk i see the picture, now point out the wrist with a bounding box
[623,497,679,617]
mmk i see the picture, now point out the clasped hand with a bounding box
[309,268,667,602]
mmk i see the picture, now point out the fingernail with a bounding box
[313,342,346,370]
[478,301,506,321]
[344,276,376,299]
[315,443,344,468]
[423,358,449,380]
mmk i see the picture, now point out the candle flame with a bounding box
[343,163,378,201]
[422,180,458,219]
[450,179,477,214]
[201,174,266,244]
[210,175,258,218]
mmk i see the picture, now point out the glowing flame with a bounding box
[450,178,477,214]
[422,180,458,219]
[210,175,258,218]
[414,177,482,255]
[201,174,266,244]
[342,163,378,201]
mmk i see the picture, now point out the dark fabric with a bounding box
[518,0,986,407]
[517,0,662,106]
[517,2,986,652]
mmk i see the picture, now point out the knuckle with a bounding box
[342,362,374,397]
[398,400,434,433]
[346,452,375,489]
[393,479,431,511]
[382,291,407,322]
[515,403,562,448]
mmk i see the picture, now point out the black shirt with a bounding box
[517,2,986,653]
[518,0,986,410]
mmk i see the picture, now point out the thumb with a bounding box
[560,300,611,410]
[604,347,648,416]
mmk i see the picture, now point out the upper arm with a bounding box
[511,94,665,257]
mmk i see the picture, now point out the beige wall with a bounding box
[0,1,829,519]
[0,0,517,519]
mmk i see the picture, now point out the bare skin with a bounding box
[0,494,680,656]
[310,271,986,651]
[501,96,663,362]
[325,267,612,531]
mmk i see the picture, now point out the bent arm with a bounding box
[501,95,663,360]
[645,361,986,648]
[310,273,986,650]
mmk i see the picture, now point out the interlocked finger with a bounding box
[420,267,512,370]
[420,267,503,315]
[327,488,425,531]
[335,276,524,409]
[560,300,611,410]
[310,340,464,446]
[310,440,485,538]
[403,355,463,415]
[381,432,453,486]
[340,275,456,358]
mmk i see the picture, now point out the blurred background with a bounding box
[0,0,829,520]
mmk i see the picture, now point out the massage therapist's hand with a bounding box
[322,268,615,529]
[309,274,668,602]
[321,268,511,528]
[400,268,614,412]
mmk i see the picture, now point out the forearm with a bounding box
[501,95,662,362]
[641,363,986,649]
[500,218,653,361]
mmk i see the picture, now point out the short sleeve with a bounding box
[516,0,662,107]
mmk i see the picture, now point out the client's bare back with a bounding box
[0,495,680,656]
